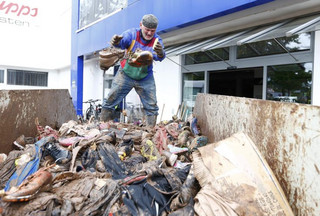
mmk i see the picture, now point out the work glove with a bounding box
[153,41,164,57]
[111,34,123,46]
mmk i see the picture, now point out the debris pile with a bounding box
[0,115,294,216]
[0,116,208,216]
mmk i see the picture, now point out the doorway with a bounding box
[208,67,263,99]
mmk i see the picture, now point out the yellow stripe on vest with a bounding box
[127,40,135,53]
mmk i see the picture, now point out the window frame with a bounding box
[7,69,48,87]
[0,69,4,84]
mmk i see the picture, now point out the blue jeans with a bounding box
[102,67,159,116]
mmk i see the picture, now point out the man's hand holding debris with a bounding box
[111,34,123,46]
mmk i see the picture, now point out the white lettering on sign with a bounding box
[0,1,38,17]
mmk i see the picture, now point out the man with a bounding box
[100,14,165,127]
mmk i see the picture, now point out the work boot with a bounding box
[44,142,71,164]
[100,108,114,122]
[146,115,157,127]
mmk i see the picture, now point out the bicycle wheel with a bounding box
[95,104,102,120]
[86,107,94,120]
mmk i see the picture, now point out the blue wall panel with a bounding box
[71,0,274,114]
[75,0,274,56]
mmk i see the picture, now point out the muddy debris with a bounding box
[0,113,295,216]
[0,116,207,216]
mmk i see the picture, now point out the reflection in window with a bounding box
[182,72,205,119]
[79,0,127,29]
[185,47,229,65]
[267,63,312,104]
[0,70,4,83]
[237,33,311,59]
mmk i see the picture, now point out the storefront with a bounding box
[164,13,319,115]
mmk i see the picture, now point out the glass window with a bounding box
[7,69,48,86]
[182,72,205,118]
[267,63,312,104]
[209,68,263,99]
[237,33,311,59]
[185,47,229,65]
[0,70,4,83]
[79,0,127,29]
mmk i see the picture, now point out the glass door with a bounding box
[182,71,205,119]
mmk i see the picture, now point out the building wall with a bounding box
[53,67,72,92]
[82,59,104,115]
[154,55,181,122]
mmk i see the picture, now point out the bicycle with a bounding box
[83,99,102,120]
